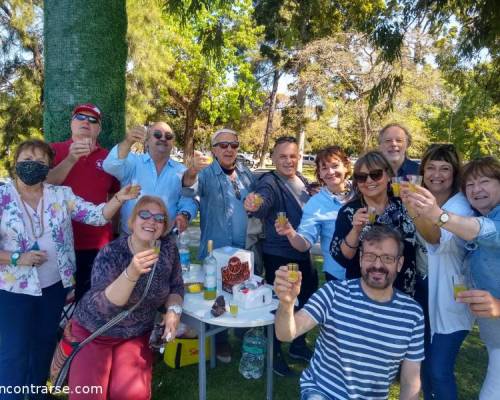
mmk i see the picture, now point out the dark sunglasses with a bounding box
[138,210,167,223]
[152,130,174,141]
[73,113,99,124]
[354,169,385,183]
[214,141,239,149]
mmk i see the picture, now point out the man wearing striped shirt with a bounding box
[274,225,424,400]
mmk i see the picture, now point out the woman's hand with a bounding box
[18,251,48,267]
[352,207,369,231]
[126,249,159,281]
[162,309,181,342]
[401,183,442,223]
[457,290,500,318]
[115,184,140,202]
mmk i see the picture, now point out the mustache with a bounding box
[366,266,389,275]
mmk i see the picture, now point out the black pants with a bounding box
[263,253,319,354]
[74,249,99,302]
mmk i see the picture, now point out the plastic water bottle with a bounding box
[178,231,191,273]
[203,240,217,300]
[239,328,266,379]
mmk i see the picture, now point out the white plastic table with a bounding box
[181,290,278,400]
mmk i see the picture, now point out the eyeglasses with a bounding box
[361,252,399,265]
[152,130,174,141]
[214,141,239,149]
[138,210,167,223]
[230,179,241,200]
[354,169,385,183]
[73,113,99,124]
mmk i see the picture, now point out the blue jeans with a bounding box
[0,281,66,400]
[301,388,331,400]
[422,330,469,400]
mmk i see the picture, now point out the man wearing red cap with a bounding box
[47,103,119,302]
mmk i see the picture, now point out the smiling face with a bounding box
[360,237,403,290]
[146,122,174,159]
[423,160,454,198]
[70,112,101,144]
[272,142,300,178]
[357,164,389,200]
[211,132,239,169]
[318,156,348,192]
[378,126,408,169]
[465,175,500,215]
[129,201,166,243]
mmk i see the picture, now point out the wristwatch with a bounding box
[10,251,21,266]
[436,211,450,227]
[167,304,183,315]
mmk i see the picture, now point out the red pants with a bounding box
[68,321,153,400]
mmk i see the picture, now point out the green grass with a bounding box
[152,256,488,399]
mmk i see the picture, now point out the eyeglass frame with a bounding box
[360,251,400,265]
[73,113,99,124]
[152,130,174,141]
[137,210,167,223]
[213,141,239,149]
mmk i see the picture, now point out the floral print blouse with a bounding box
[330,197,417,296]
[0,182,107,296]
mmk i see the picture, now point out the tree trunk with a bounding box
[43,0,127,148]
[184,107,196,160]
[258,68,280,168]
[295,81,307,173]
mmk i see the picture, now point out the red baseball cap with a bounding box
[72,103,102,122]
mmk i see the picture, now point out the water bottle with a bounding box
[203,240,217,300]
[239,328,266,379]
[178,231,191,273]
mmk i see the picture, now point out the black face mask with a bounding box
[15,161,50,186]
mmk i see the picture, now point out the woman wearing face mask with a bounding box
[275,146,351,282]
[0,140,136,399]
[403,144,474,400]
[330,150,417,296]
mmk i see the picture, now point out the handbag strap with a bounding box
[54,259,159,387]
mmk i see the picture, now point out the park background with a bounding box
[0,1,498,398]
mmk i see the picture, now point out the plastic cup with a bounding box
[408,175,423,192]
[368,207,377,224]
[130,179,141,195]
[453,275,467,300]
[287,263,299,283]
[391,177,402,197]
[253,194,263,208]
[229,301,238,318]
[276,212,288,226]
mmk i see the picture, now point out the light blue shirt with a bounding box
[466,204,500,298]
[183,161,255,259]
[297,187,345,279]
[103,146,198,233]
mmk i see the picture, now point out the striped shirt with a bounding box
[301,279,424,400]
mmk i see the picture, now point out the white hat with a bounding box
[211,128,238,145]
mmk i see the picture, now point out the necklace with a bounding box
[16,183,45,240]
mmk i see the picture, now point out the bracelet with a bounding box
[123,267,138,282]
[114,194,123,204]
[343,237,359,249]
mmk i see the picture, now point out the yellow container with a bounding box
[164,338,211,369]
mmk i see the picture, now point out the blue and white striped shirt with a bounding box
[301,279,424,400]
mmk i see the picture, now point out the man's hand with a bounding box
[174,213,189,233]
[274,266,301,306]
[192,150,211,173]
[67,140,92,163]
[244,192,263,212]
[457,290,500,318]
[125,126,147,146]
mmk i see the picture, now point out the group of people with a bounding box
[0,101,497,400]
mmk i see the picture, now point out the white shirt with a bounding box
[426,192,475,336]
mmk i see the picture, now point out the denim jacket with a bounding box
[183,161,255,259]
[466,204,500,298]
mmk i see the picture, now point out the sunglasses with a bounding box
[73,113,99,124]
[213,141,239,149]
[138,210,167,223]
[152,130,174,141]
[354,169,385,183]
